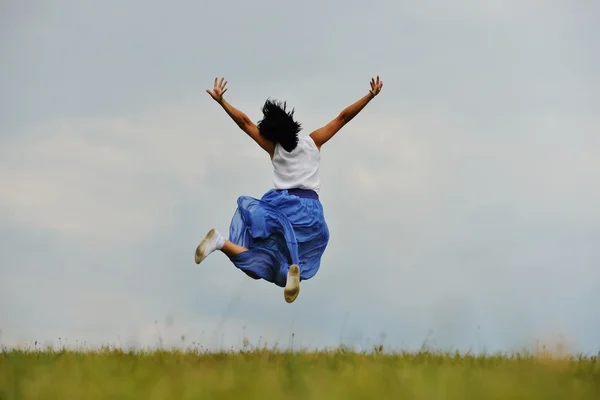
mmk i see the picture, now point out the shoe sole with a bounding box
[195,228,216,264]
[284,264,300,303]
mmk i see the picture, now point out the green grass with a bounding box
[1,346,599,399]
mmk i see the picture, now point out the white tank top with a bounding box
[272,135,321,193]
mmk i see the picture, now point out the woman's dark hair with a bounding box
[257,99,302,152]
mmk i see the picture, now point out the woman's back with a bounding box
[271,135,321,193]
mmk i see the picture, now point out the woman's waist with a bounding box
[274,187,319,200]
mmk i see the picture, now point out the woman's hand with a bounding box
[369,76,383,98]
[206,77,228,103]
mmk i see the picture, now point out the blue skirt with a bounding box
[228,189,329,287]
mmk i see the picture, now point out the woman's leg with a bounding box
[220,240,248,258]
[195,229,249,264]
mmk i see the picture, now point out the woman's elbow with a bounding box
[337,112,349,124]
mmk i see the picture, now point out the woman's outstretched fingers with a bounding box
[369,75,383,97]
[207,77,229,102]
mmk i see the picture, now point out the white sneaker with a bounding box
[284,264,300,303]
[194,229,224,264]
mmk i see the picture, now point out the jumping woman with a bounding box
[195,76,384,303]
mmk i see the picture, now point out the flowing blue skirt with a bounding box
[228,189,329,287]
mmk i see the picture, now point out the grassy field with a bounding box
[1,346,599,399]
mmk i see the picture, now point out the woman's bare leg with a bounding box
[220,240,248,258]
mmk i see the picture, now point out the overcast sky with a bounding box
[1,0,599,354]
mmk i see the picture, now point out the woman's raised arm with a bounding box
[310,76,383,149]
[207,77,275,157]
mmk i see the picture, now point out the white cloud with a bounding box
[0,97,266,248]
[2,91,599,352]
